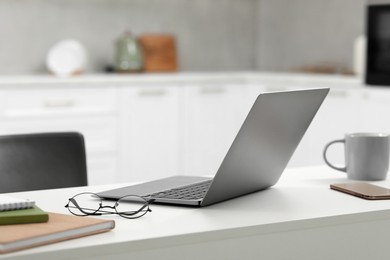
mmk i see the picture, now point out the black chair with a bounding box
[0,132,88,193]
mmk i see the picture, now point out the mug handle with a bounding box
[323,139,347,172]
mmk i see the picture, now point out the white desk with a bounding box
[2,165,390,260]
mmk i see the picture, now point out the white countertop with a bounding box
[2,165,390,259]
[0,71,362,88]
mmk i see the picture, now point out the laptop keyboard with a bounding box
[147,180,212,200]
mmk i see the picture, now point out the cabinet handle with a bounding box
[265,87,287,92]
[199,87,225,94]
[44,99,75,108]
[328,90,347,98]
[138,89,166,97]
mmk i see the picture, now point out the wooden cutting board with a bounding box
[139,34,178,72]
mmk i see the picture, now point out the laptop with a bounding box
[98,88,329,206]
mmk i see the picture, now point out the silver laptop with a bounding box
[98,88,329,206]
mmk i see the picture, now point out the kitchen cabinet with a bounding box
[0,72,383,184]
[88,156,119,185]
[359,88,390,133]
[0,86,121,185]
[303,88,362,166]
[182,82,244,176]
[119,84,181,182]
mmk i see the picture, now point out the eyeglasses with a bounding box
[65,192,154,219]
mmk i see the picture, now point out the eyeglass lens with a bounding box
[67,192,103,216]
[116,195,151,219]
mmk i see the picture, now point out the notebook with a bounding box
[0,195,35,211]
[0,212,115,254]
[0,206,49,225]
[98,88,329,206]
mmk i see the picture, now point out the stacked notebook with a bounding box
[0,205,49,225]
[0,196,47,225]
[0,195,115,254]
[0,195,35,212]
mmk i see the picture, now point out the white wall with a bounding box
[0,0,380,74]
[256,0,366,72]
[0,0,257,74]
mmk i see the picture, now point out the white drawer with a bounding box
[1,87,119,117]
[0,116,119,154]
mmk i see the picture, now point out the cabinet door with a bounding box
[359,89,390,133]
[120,85,181,182]
[183,83,243,176]
[87,156,118,185]
[0,87,121,185]
[241,82,267,120]
[305,89,362,166]
[0,117,119,155]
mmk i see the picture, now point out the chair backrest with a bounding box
[0,132,88,193]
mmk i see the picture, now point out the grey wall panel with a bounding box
[0,0,375,74]
[0,0,257,74]
[256,0,366,72]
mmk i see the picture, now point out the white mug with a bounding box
[323,133,390,181]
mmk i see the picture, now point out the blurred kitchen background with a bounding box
[0,0,366,75]
[1,0,389,186]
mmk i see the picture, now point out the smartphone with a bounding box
[330,183,390,200]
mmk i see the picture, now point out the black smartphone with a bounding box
[330,183,390,200]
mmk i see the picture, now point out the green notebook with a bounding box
[0,206,49,225]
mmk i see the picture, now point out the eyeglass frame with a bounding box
[65,192,155,219]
